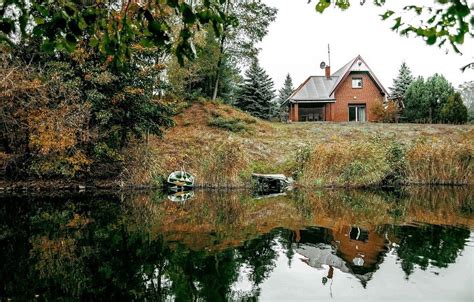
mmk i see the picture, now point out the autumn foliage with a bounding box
[0,42,173,180]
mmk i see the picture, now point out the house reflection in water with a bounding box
[293,225,388,287]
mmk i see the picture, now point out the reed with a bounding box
[298,139,390,187]
[405,139,473,185]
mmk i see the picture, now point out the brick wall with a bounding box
[332,72,384,122]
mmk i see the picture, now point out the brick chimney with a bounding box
[325,66,331,79]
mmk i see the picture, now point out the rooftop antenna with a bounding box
[328,44,331,67]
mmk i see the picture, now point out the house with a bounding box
[284,55,388,122]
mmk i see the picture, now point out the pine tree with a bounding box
[404,76,428,122]
[440,92,468,124]
[235,59,275,120]
[277,74,294,103]
[390,62,414,108]
[273,73,294,120]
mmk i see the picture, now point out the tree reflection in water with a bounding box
[0,187,471,301]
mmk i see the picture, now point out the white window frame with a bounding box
[352,77,363,89]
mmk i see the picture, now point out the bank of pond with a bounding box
[0,187,472,301]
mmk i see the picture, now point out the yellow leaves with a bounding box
[124,86,144,95]
[28,106,77,154]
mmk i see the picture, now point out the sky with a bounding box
[258,0,474,92]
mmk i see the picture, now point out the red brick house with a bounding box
[284,55,388,122]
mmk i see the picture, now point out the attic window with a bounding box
[352,77,363,88]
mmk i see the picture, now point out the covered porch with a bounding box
[288,102,334,122]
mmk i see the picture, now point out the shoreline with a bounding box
[0,179,471,195]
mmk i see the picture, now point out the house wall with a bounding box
[332,72,384,122]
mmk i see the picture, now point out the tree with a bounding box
[167,26,241,103]
[424,74,455,123]
[235,60,275,120]
[211,0,277,100]
[0,40,174,179]
[309,0,472,55]
[389,62,414,108]
[440,93,468,124]
[404,77,428,122]
[275,73,294,120]
[404,74,455,123]
[458,81,474,121]
[277,74,294,104]
[0,1,230,67]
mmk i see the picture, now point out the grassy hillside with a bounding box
[125,101,473,188]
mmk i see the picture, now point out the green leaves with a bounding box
[315,0,331,13]
[0,0,230,67]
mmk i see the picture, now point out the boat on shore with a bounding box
[167,170,195,190]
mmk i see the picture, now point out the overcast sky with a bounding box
[258,0,474,92]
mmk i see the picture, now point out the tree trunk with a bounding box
[212,31,227,101]
[212,1,230,101]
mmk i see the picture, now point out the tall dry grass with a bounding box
[299,139,390,187]
[196,139,249,188]
[405,139,473,185]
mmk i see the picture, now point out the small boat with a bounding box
[168,190,195,203]
[167,170,195,189]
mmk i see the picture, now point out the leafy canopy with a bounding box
[0,0,230,66]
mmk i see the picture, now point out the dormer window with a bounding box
[352,77,363,88]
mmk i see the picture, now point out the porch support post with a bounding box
[289,103,293,122]
[294,103,299,122]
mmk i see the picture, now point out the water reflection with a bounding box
[0,187,472,301]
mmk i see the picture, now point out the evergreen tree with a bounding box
[404,74,454,123]
[235,60,275,120]
[274,73,294,120]
[404,76,428,122]
[389,62,414,108]
[277,74,294,103]
[440,93,468,124]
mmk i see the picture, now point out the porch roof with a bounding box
[288,76,338,102]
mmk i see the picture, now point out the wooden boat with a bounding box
[167,170,195,189]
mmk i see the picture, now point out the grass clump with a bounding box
[406,139,473,185]
[298,139,390,187]
[207,107,257,133]
[198,140,249,188]
[208,116,248,133]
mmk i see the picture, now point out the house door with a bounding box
[349,104,366,122]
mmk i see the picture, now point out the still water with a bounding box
[0,188,472,301]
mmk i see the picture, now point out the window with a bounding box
[352,77,363,88]
[349,105,366,122]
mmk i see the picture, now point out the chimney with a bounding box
[325,66,331,79]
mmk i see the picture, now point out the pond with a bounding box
[0,187,472,301]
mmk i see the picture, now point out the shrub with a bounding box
[371,99,400,123]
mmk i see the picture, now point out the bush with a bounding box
[371,99,400,123]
